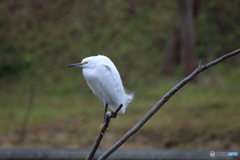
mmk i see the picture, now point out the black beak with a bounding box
[66,63,83,67]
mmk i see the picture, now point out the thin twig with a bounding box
[86,104,123,160]
[18,84,36,143]
[19,53,66,144]
[98,48,240,160]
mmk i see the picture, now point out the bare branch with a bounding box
[86,114,111,160]
[198,58,204,68]
[86,104,123,160]
[98,48,240,160]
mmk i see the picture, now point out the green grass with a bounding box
[0,67,240,149]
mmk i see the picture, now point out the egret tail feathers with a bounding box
[120,89,134,114]
[124,89,134,104]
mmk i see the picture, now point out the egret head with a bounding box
[67,57,97,68]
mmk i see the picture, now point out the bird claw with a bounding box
[98,124,109,135]
[111,112,117,118]
[110,104,122,118]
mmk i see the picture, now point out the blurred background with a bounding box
[0,0,239,150]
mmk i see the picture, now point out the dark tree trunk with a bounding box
[179,0,197,76]
[162,26,180,74]
[163,0,200,76]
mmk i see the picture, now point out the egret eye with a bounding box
[82,62,88,65]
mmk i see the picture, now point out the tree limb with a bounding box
[86,115,111,160]
[86,104,123,160]
[98,48,240,160]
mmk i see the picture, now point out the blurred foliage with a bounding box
[0,0,174,85]
[196,0,240,59]
[0,0,239,86]
[0,0,240,149]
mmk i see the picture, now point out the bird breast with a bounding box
[82,67,98,83]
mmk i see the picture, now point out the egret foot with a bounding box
[110,104,123,118]
[111,112,117,118]
[98,124,109,135]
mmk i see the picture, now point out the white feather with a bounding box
[81,55,134,113]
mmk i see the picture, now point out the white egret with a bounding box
[67,55,134,119]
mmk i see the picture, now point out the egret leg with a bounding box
[103,103,108,122]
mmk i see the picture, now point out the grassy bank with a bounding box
[0,66,239,149]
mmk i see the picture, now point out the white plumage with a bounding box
[67,55,134,114]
